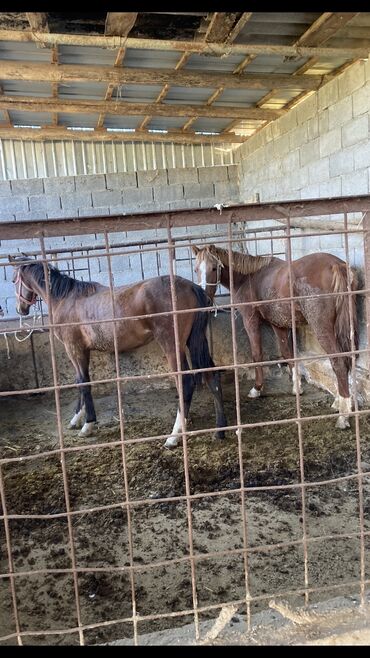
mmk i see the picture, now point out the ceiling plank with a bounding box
[0,30,366,59]
[0,127,246,144]
[0,95,284,120]
[204,13,240,42]
[26,13,50,32]
[0,62,327,90]
[104,12,138,37]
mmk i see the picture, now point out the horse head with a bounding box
[191,244,223,299]
[8,254,39,316]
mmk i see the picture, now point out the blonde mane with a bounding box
[204,244,272,275]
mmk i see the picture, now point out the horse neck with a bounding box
[220,264,247,292]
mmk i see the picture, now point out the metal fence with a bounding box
[0,197,370,645]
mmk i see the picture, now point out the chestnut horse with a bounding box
[9,256,227,448]
[192,244,358,430]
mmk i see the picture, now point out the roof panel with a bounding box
[165,87,215,103]
[1,81,52,97]
[58,112,100,128]
[147,117,189,130]
[184,53,245,73]
[112,84,163,102]
[58,45,116,66]
[103,115,143,129]
[58,82,108,100]
[0,40,52,62]
[192,117,232,133]
[214,88,271,106]
[9,110,53,126]
[124,48,181,69]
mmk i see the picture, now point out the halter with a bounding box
[203,253,223,290]
[14,269,38,308]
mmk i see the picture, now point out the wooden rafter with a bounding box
[0,30,366,59]
[51,46,58,126]
[204,13,240,42]
[104,13,138,37]
[0,127,246,144]
[0,95,284,120]
[0,62,327,90]
[225,12,253,45]
[26,13,49,32]
[96,47,126,130]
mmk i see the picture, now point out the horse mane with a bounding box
[207,244,272,275]
[23,261,100,299]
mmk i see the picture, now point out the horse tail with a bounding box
[332,263,358,368]
[186,284,214,385]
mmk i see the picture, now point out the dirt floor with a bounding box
[1,370,370,646]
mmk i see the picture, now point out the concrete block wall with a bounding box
[0,163,240,316]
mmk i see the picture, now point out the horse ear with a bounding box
[191,245,200,255]
[8,254,16,263]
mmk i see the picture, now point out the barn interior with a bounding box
[0,12,370,646]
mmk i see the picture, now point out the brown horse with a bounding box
[192,244,358,429]
[9,256,227,448]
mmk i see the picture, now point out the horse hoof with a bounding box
[164,436,179,449]
[335,416,350,430]
[331,397,340,410]
[78,422,96,437]
[213,431,225,441]
[248,387,261,399]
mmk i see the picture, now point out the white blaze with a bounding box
[199,260,207,290]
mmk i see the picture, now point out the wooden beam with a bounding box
[26,13,49,32]
[1,196,370,241]
[0,62,327,90]
[0,127,246,144]
[225,12,253,44]
[295,12,358,47]
[204,13,240,42]
[0,31,366,58]
[97,47,126,129]
[0,95,284,120]
[105,12,138,37]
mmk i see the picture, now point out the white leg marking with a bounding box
[69,406,85,429]
[199,261,207,290]
[292,368,303,395]
[78,421,96,437]
[331,395,340,410]
[248,387,261,399]
[335,396,351,429]
[164,409,186,449]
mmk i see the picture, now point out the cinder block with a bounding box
[29,194,61,212]
[92,190,123,207]
[137,169,168,187]
[15,210,47,221]
[198,166,228,184]
[289,124,308,150]
[11,178,44,195]
[227,164,239,180]
[281,150,300,176]
[109,205,126,216]
[338,61,365,98]
[341,116,368,148]
[61,192,92,211]
[106,172,137,189]
[1,195,29,213]
[319,177,342,197]
[0,211,15,221]
[328,96,353,130]
[75,174,106,192]
[169,200,200,210]
[153,184,183,204]
[214,181,239,200]
[168,168,198,185]
[183,182,214,199]
[354,141,370,170]
[200,197,218,208]
[329,150,354,177]
[319,128,341,157]
[341,169,368,196]
[123,187,153,205]
[78,206,109,217]
[47,209,78,219]
[318,79,338,111]
[352,82,370,116]
[44,176,75,194]
[0,180,11,196]
[299,139,320,167]
[307,116,319,141]
[308,157,329,184]
[296,93,317,125]
[318,109,329,135]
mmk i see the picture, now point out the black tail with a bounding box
[186,284,215,385]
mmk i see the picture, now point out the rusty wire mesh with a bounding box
[0,199,369,645]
